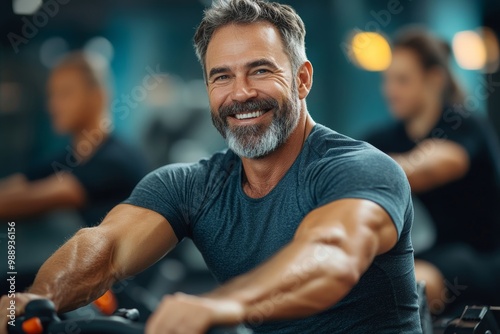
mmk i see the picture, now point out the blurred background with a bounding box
[1,0,500,322]
[1,0,500,172]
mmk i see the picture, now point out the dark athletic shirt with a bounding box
[124,124,421,333]
[365,108,500,252]
[25,136,148,226]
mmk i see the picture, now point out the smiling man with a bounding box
[0,1,421,333]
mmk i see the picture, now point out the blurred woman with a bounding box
[366,28,500,313]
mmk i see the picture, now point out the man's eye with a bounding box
[214,75,230,82]
[255,69,269,75]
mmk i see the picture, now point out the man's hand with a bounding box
[0,293,45,334]
[145,293,244,334]
[0,204,177,334]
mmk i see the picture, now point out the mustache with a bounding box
[218,98,279,119]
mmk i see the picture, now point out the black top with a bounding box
[365,108,500,252]
[25,136,148,226]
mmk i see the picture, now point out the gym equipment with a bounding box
[443,306,500,334]
[7,299,252,334]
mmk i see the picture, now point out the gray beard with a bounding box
[224,107,299,159]
[212,85,301,159]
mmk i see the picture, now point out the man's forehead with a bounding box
[50,67,81,83]
[205,22,288,70]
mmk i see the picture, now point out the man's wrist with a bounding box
[201,292,247,324]
[25,285,56,308]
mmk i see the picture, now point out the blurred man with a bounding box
[365,28,500,312]
[1,2,421,333]
[0,52,148,226]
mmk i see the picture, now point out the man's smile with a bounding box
[228,108,273,124]
[234,110,265,120]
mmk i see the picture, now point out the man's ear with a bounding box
[296,61,313,100]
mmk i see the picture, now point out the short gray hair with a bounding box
[194,0,307,79]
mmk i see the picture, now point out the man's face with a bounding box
[47,67,98,134]
[205,22,300,159]
[382,48,428,121]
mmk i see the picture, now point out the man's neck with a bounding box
[405,100,442,142]
[72,115,110,162]
[240,112,315,199]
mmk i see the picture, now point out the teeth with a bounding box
[235,111,265,120]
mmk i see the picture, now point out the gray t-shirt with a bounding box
[124,124,421,333]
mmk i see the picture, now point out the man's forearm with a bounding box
[389,139,469,193]
[0,173,27,189]
[0,175,29,218]
[0,174,85,220]
[27,227,119,312]
[206,237,360,322]
[0,192,40,219]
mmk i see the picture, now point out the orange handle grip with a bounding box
[22,317,43,334]
[93,290,118,316]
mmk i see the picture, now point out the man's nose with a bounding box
[230,76,258,102]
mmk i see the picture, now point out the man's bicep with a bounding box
[295,199,398,258]
[99,204,178,278]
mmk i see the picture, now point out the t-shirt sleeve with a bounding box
[24,157,63,181]
[71,155,146,202]
[363,130,387,152]
[24,156,127,199]
[122,164,193,241]
[310,147,412,237]
[434,113,487,162]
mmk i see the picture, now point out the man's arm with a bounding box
[146,198,398,333]
[0,204,178,332]
[390,139,469,193]
[0,173,86,220]
[0,174,27,189]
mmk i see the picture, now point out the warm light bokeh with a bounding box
[351,32,392,72]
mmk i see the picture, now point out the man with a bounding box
[0,52,147,226]
[0,1,421,333]
[365,28,500,312]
